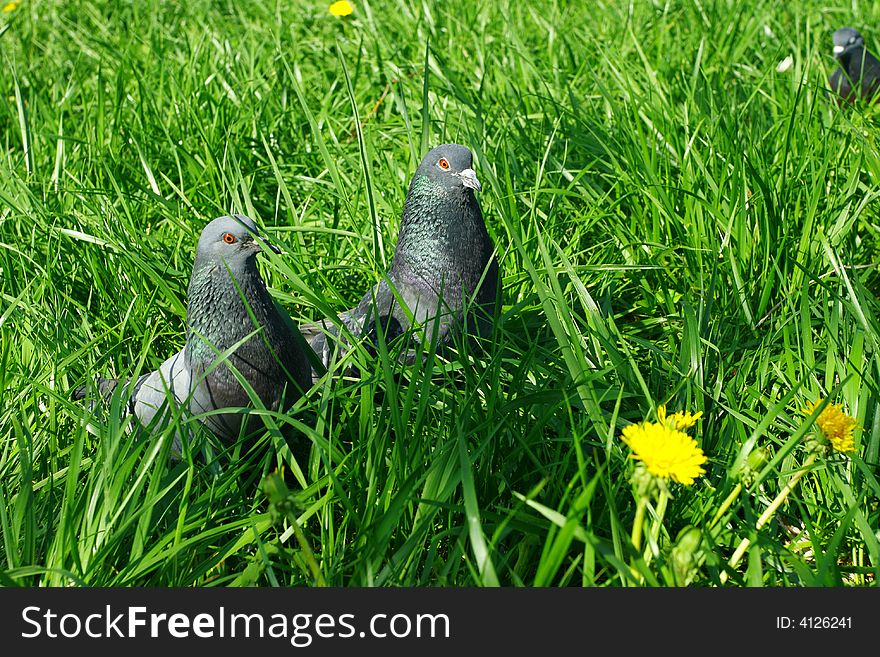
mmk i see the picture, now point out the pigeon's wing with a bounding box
[300,279,412,377]
[72,377,127,402]
[300,274,476,377]
[187,362,247,443]
[469,255,502,341]
[830,67,853,103]
[389,256,501,358]
[72,371,152,418]
[352,277,436,349]
[299,307,361,383]
[474,254,501,311]
[299,315,346,359]
[132,349,192,432]
[298,321,331,385]
[862,50,880,100]
[387,277,449,344]
[269,298,319,394]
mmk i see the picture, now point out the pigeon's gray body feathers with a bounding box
[75,214,312,445]
[829,27,880,103]
[302,144,500,380]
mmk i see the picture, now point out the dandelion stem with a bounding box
[709,483,742,530]
[290,517,327,587]
[720,454,818,584]
[628,496,650,585]
[631,496,648,552]
[645,488,670,565]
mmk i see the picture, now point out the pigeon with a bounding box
[73,214,313,447]
[301,143,501,381]
[829,27,880,104]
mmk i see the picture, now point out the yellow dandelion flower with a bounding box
[621,420,708,486]
[803,399,857,453]
[658,404,703,431]
[329,0,353,16]
[3,1,21,12]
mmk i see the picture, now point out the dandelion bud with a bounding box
[671,526,703,586]
[630,462,661,498]
[747,445,771,471]
[734,445,771,485]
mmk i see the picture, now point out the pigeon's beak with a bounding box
[458,168,482,192]
[833,45,845,55]
[252,234,284,255]
[260,237,284,255]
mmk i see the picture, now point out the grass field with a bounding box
[1,0,880,587]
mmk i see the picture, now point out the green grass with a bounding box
[1,0,880,587]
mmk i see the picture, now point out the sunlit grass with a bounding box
[1,0,879,587]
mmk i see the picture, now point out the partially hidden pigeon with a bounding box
[829,27,880,104]
[73,215,313,447]
[301,143,501,381]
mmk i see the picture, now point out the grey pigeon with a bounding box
[301,143,500,380]
[829,27,880,104]
[74,214,312,447]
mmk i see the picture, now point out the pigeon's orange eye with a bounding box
[438,158,450,170]
[223,233,236,244]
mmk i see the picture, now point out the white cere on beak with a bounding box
[833,45,845,55]
[458,168,482,192]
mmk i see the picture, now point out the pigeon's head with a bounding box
[414,143,481,194]
[833,27,864,57]
[196,214,282,265]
